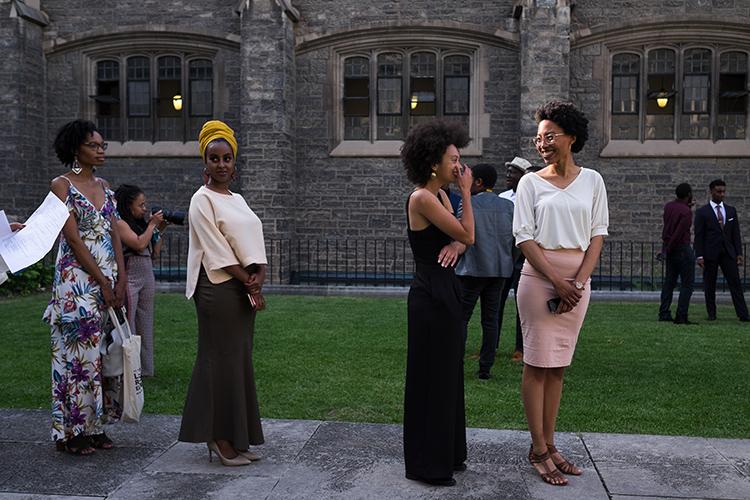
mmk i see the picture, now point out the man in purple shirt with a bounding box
[658,183,696,324]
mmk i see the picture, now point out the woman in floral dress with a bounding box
[43,120,127,455]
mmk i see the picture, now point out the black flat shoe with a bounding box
[405,473,456,486]
[453,463,467,472]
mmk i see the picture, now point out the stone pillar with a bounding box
[239,0,297,281]
[0,0,48,219]
[518,0,571,157]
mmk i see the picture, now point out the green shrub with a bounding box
[0,262,54,297]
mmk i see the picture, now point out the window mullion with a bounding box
[151,55,157,143]
[120,55,128,142]
[711,49,719,143]
[675,47,683,143]
[182,56,188,143]
[437,51,444,119]
[370,52,376,144]
[401,52,414,139]
[639,51,646,143]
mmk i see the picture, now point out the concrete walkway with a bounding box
[0,409,748,499]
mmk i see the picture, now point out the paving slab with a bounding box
[709,437,750,476]
[109,472,279,500]
[0,442,162,497]
[582,432,727,464]
[597,462,750,499]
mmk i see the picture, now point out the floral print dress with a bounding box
[43,178,122,443]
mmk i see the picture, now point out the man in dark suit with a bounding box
[694,179,749,322]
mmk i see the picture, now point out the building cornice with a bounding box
[572,17,750,49]
[296,24,519,55]
[44,27,240,55]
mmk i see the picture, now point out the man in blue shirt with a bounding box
[455,164,515,379]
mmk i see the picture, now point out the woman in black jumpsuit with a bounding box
[401,120,476,487]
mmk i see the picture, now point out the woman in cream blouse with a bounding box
[513,101,608,486]
[178,120,267,467]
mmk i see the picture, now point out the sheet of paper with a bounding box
[0,192,69,273]
[0,210,11,240]
[0,253,8,285]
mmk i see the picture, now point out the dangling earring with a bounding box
[430,170,437,179]
[71,158,82,175]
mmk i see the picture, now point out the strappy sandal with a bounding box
[63,434,95,456]
[90,432,114,450]
[528,444,567,486]
[547,443,583,476]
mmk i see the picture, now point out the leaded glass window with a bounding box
[646,49,675,140]
[718,51,748,139]
[611,53,640,139]
[95,60,120,140]
[127,56,151,140]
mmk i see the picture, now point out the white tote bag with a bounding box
[101,307,131,377]
[108,307,144,423]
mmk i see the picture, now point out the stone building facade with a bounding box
[2,0,749,277]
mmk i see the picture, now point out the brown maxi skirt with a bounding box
[516,249,591,368]
[178,267,264,449]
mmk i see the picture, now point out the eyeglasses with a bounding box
[532,133,566,147]
[82,142,108,151]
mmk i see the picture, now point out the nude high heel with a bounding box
[207,441,251,466]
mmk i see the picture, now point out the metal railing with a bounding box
[152,234,749,291]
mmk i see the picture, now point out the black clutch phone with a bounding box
[547,297,561,313]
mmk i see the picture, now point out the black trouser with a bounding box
[702,250,749,320]
[659,244,695,321]
[458,276,504,372]
[497,265,523,352]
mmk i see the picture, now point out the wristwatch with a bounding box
[574,280,585,290]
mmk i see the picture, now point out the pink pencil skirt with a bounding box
[517,248,591,368]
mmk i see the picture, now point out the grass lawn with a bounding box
[1,293,748,438]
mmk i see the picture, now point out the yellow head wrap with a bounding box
[198,120,238,159]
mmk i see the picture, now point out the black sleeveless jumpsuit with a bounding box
[403,193,467,479]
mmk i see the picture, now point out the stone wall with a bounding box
[0,1,47,220]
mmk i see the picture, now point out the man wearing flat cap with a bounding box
[498,156,536,362]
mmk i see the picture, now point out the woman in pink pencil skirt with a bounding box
[513,101,609,486]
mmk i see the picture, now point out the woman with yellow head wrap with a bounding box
[179,119,268,466]
[198,120,238,159]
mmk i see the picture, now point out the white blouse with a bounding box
[513,168,609,251]
[185,186,267,299]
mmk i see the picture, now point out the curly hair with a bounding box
[401,119,471,185]
[534,101,588,153]
[115,184,148,236]
[53,120,99,166]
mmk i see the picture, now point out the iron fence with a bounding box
[152,234,749,292]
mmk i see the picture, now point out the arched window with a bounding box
[608,45,749,143]
[93,54,214,143]
[341,48,475,143]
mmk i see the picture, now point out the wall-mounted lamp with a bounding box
[649,88,675,109]
[172,95,183,111]
[656,91,669,108]
[410,95,418,110]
